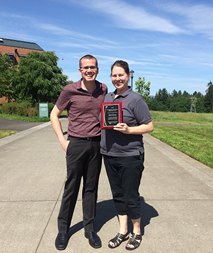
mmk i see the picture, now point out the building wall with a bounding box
[0,45,43,64]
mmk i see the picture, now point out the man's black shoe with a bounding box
[55,232,68,250]
[85,231,102,248]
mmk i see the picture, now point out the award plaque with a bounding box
[101,102,123,129]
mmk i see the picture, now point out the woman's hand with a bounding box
[113,121,153,135]
[113,123,130,134]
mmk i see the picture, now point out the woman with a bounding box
[100,60,153,250]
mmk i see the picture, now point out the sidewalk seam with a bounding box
[34,182,65,253]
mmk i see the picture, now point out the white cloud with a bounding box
[36,23,118,45]
[0,11,27,19]
[155,3,213,38]
[65,0,185,34]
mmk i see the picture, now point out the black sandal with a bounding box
[108,232,129,248]
[125,233,142,250]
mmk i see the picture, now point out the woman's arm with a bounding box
[113,121,154,135]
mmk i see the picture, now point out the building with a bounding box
[0,37,44,64]
[0,38,44,104]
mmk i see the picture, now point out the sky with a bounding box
[1,0,213,95]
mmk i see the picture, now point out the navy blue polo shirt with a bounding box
[100,88,152,157]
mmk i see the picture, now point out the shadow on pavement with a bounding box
[67,197,159,238]
[95,197,159,236]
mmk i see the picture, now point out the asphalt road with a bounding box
[0,118,44,132]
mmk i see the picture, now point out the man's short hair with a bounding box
[79,54,98,68]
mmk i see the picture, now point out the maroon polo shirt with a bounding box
[56,80,107,138]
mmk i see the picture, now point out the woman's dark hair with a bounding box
[111,60,130,75]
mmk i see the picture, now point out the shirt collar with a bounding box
[113,86,132,98]
[77,79,101,94]
[76,80,82,90]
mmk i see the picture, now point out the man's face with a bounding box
[79,58,98,82]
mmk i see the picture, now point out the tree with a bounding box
[154,88,170,111]
[171,89,178,97]
[169,90,191,112]
[0,54,16,101]
[135,77,151,103]
[14,51,67,105]
[204,81,213,112]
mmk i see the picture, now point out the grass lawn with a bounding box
[151,111,213,168]
[151,111,213,124]
[0,130,16,138]
[0,113,50,122]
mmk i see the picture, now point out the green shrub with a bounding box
[0,101,37,117]
[48,103,54,115]
[27,107,38,117]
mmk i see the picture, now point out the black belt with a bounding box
[69,135,101,141]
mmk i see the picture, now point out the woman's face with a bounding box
[111,66,130,94]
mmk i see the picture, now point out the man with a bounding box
[50,54,107,250]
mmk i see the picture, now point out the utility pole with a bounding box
[190,96,197,113]
[130,70,134,89]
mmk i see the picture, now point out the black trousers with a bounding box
[58,136,102,233]
[104,154,144,219]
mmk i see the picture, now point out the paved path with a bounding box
[0,119,213,253]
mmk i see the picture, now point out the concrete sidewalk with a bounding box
[0,119,212,253]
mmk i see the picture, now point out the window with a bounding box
[8,54,17,64]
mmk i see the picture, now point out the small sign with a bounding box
[39,103,48,118]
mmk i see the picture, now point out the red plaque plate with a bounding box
[101,102,123,129]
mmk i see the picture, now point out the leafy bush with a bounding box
[48,102,54,115]
[27,107,38,117]
[0,101,38,117]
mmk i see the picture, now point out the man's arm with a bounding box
[50,105,69,152]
